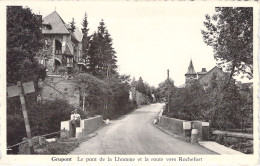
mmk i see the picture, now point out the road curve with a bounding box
[70,103,216,154]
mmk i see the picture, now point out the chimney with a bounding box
[202,68,207,72]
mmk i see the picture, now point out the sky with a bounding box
[24,1,220,87]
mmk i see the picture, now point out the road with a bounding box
[70,103,216,154]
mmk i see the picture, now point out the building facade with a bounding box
[185,59,226,88]
[37,11,86,76]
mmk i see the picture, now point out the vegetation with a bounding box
[162,74,253,132]
[7,6,46,85]
[201,7,253,82]
[70,18,76,32]
[7,98,87,154]
[130,77,156,103]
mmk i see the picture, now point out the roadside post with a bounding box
[7,81,35,154]
[191,129,199,144]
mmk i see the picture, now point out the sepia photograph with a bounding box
[1,0,259,165]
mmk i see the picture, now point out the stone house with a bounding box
[37,11,87,107]
[184,59,226,88]
[37,11,86,75]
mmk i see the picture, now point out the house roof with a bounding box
[185,60,196,75]
[42,11,70,34]
[198,66,226,81]
[72,27,83,42]
[197,71,207,75]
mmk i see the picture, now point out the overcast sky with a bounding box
[22,2,223,87]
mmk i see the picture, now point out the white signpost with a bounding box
[7,81,35,154]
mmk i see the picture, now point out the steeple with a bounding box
[186,59,196,74]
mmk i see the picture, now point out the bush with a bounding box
[18,137,79,154]
[211,135,253,154]
[46,140,79,154]
[7,98,87,154]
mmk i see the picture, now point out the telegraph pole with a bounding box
[167,69,170,112]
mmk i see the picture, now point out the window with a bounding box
[55,39,62,55]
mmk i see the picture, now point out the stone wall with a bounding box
[76,115,103,138]
[60,115,103,139]
[158,116,209,141]
[158,116,191,137]
[41,76,80,107]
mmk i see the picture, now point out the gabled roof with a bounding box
[198,66,226,81]
[42,11,70,34]
[72,28,83,42]
[185,60,196,75]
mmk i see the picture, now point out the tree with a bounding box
[201,7,253,83]
[157,78,174,102]
[136,77,146,94]
[7,6,45,85]
[75,73,108,114]
[206,75,242,130]
[87,20,117,79]
[70,18,76,32]
[81,13,92,62]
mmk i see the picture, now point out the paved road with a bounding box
[70,103,216,154]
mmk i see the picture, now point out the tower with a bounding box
[185,59,197,85]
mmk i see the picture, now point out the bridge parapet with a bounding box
[60,115,103,139]
[158,116,209,141]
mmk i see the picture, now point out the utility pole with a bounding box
[167,69,170,112]
[104,64,111,116]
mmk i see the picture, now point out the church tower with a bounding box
[185,59,197,85]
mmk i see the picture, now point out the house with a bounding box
[37,11,86,75]
[37,11,87,107]
[184,59,226,88]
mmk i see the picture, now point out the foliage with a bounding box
[75,73,108,114]
[164,74,252,130]
[156,78,175,102]
[7,6,47,154]
[211,135,253,154]
[87,20,117,78]
[105,74,133,119]
[46,140,79,154]
[81,13,92,61]
[136,77,146,94]
[164,80,208,121]
[7,98,86,154]
[18,137,80,154]
[7,6,46,84]
[75,73,135,119]
[70,18,76,32]
[201,7,253,81]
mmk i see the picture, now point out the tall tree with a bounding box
[136,77,146,94]
[7,6,45,84]
[201,7,253,83]
[81,13,92,65]
[70,18,76,32]
[87,20,117,79]
[7,6,46,153]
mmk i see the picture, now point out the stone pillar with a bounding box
[183,121,191,137]
[60,120,73,138]
[191,129,199,144]
[201,122,209,141]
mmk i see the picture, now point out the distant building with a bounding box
[37,11,86,75]
[184,59,226,88]
[184,60,197,85]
